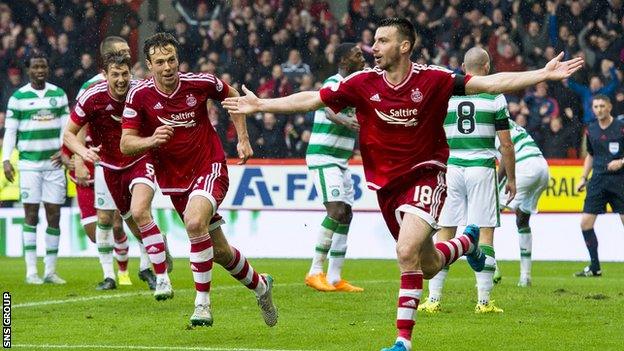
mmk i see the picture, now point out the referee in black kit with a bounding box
[575,95,624,277]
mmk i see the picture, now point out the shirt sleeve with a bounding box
[59,92,70,147]
[427,66,471,97]
[494,94,511,131]
[319,76,359,114]
[199,73,230,102]
[70,98,90,127]
[122,88,143,130]
[585,129,594,156]
[2,96,19,161]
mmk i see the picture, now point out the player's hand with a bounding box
[75,161,91,187]
[80,145,101,164]
[544,52,584,81]
[236,138,253,165]
[151,125,174,147]
[504,179,517,205]
[60,153,75,170]
[607,159,624,172]
[222,85,260,115]
[49,151,65,167]
[577,177,587,192]
[342,116,360,132]
[3,160,15,183]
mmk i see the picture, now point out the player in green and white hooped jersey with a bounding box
[494,119,549,287]
[304,43,365,293]
[2,51,68,285]
[420,47,516,313]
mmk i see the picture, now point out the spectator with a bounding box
[257,64,293,99]
[541,118,573,158]
[565,60,621,123]
[523,82,560,136]
[281,49,312,87]
[255,113,288,158]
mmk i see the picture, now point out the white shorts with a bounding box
[94,165,116,211]
[438,165,499,227]
[19,169,66,204]
[310,166,354,206]
[500,156,549,214]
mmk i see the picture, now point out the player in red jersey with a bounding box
[223,17,583,351]
[120,33,277,327]
[65,36,159,289]
[64,52,165,292]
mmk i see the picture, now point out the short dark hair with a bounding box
[593,94,611,104]
[335,42,357,65]
[25,50,48,67]
[377,17,416,51]
[100,36,128,56]
[144,32,179,61]
[102,51,131,72]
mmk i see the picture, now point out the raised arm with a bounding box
[466,52,583,95]
[222,85,325,115]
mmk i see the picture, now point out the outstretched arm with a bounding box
[466,52,584,95]
[222,85,325,115]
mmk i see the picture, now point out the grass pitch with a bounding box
[2,257,623,351]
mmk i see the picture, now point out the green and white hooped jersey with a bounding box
[76,73,105,100]
[306,73,357,169]
[444,93,510,168]
[5,83,69,171]
[496,119,543,163]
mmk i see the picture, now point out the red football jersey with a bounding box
[320,63,471,190]
[71,80,143,170]
[122,72,229,194]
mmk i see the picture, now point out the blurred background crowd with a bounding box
[0,0,623,159]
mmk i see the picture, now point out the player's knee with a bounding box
[131,206,152,226]
[580,222,594,232]
[328,204,352,223]
[184,215,208,235]
[24,214,39,226]
[396,242,419,267]
[97,211,114,226]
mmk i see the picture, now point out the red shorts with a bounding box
[376,164,447,240]
[75,184,97,225]
[169,162,229,231]
[102,157,156,216]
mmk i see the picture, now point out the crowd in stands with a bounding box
[0,0,623,160]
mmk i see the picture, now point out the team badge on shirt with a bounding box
[609,142,620,155]
[186,94,197,107]
[411,88,423,103]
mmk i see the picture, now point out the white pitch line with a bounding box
[12,344,315,351]
[13,280,396,308]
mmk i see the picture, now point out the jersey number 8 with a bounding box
[456,101,476,134]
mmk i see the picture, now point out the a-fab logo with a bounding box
[374,108,419,127]
[232,168,363,207]
[157,111,196,128]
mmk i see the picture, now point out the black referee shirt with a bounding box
[586,118,624,176]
